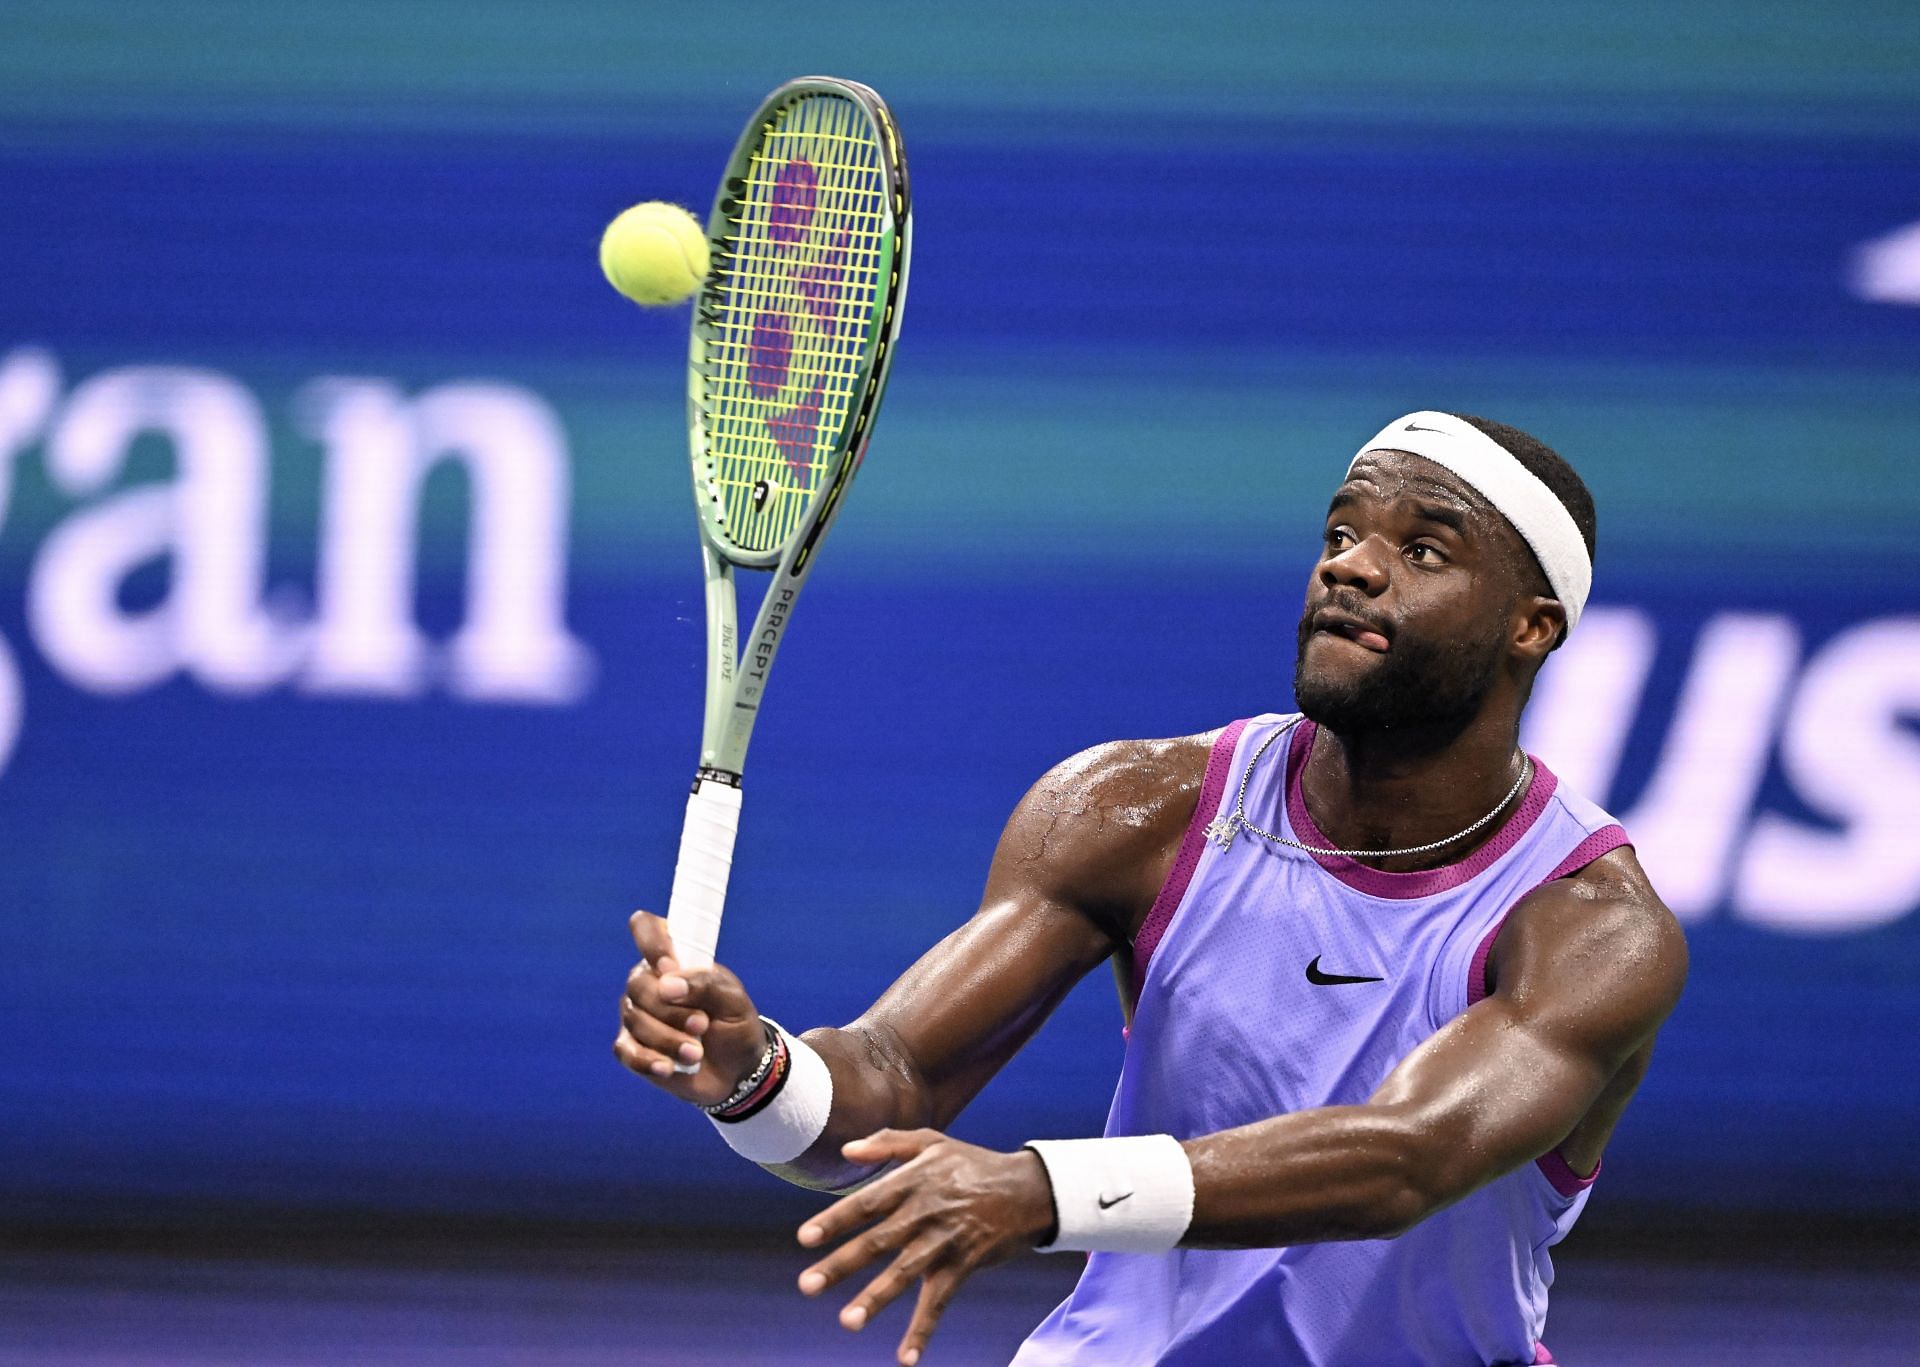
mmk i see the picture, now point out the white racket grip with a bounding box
[666,777,742,974]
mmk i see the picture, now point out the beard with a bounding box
[1292,603,1507,743]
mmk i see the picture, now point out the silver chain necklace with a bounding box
[1204,718,1533,859]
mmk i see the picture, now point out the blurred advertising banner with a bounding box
[3,1,1917,1218]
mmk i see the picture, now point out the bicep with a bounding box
[1367,994,1614,1191]
[830,736,1201,1130]
[1369,869,1687,1197]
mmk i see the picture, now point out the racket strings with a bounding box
[701,91,891,554]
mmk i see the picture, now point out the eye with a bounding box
[1408,541,1447,564]
[1325,525,1355,552]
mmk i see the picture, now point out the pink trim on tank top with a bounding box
[1537,1146,1600,1197]
[1457,821,1625,1203]
[1130,718,1251,998]
[1534,1345,1556,1365]
[1539,824,1631,886]
[1466,824,1631,1010]
[1283,721,1559,900]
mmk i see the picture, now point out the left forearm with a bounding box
[1181,1104,1448,1248]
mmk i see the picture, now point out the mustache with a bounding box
[1295,593,1394,648]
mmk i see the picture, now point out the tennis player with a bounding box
[617,411,1687,1366]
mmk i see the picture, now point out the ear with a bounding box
[1512,594,1566,661]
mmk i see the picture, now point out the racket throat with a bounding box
[741,582,798,692]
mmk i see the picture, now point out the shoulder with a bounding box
[1490,846,1689,1045]
[993,729,1226,941]
[1024,731,1220,826]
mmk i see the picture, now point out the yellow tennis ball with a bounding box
[599,202,710,306]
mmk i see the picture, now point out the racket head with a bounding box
[687,76,911,572]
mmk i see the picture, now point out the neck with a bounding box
[1299,709,1527,872]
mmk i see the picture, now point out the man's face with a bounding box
[1293,452,1521,739]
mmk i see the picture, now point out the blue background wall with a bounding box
[3,2,1918,1229]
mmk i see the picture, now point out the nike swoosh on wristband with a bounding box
[1098,1192,1132,1210]
[1305,955,1385,986]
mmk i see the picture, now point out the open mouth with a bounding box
[1314,612,1392,653]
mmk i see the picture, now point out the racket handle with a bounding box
[667,775,742,968]
[664,776,743,1074]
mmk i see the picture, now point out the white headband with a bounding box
[1347,410,1591,634]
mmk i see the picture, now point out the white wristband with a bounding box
[1024,1134,1195,1254]
[707,1018,833,1165]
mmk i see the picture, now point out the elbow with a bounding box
[837,1019,939,1128]
[1365,1180,1438,1240]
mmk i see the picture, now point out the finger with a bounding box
[798,1213,917,1297]
[896,1267,963,1367]
[611,1029,681,1081]
[619,998,705,1068]
[668,965,757,1023]
[623,964,708,1033]
[834,1234,946,1332]
[840,1128,943,1168]
[800,1162,918,1248]
[628,909,677,964]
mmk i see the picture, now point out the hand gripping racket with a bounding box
[664,77,911,1032]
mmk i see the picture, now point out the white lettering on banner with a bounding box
[0,346,1914,936]
[1602,614,1799,919]
[300,378,591,703]
[1737,618,1920,932]
[0,347,58,772]
[298,377,423,694]
[1850,218,1920,306]
[1526,608,1799,918]
[0,345,593,754]
[1518,607,1656,799]
[1528,609,1918,934]
[0,347,61,524]
[29,365,300,695]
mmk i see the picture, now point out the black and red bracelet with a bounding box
[704,1020,792,1123]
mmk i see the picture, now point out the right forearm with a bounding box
[756,1023,931,1192]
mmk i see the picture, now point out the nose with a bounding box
[1319,534,1390,596]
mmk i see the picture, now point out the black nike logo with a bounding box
[1305,955,1384,986]
[1098,1192,1132,1210]
[1402,422,1446,434]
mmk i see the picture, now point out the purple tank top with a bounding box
[1015,714,1629,1367]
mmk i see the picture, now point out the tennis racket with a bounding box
[663,76,911,1021]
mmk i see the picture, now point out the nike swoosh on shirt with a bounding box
[1306,955,1385,986]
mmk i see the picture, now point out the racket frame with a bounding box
[687,75,911,781]
[664,77,909,999]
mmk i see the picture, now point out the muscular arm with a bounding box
[787,826,1686,1366]
[616,733,1215,1190]
[776,734,1212,1189]
[1181,847,1688,1245]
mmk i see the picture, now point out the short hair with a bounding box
[1447,412,1597,568]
